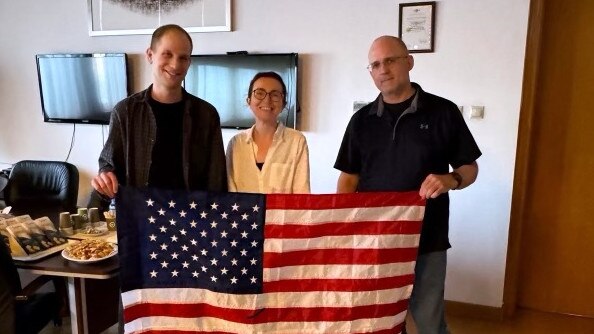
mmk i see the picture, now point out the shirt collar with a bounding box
[245,122,286,144]
[368,82,422,117]
[143,84,189,103]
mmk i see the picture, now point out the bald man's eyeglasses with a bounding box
[366,56,408,72]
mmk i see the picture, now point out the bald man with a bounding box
[334,36,482,333]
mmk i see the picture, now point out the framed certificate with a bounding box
[399,2,436,53]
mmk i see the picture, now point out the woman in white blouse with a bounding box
[226,72,310,194]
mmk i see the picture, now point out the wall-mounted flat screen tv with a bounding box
[185,53,298,129]
[36,53,128,125]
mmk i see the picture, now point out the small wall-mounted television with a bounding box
[184,53,298,129]
[36,53,129,125]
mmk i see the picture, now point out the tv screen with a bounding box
[184,53,298,129]
[36,53,128,125]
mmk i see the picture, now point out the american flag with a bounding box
[116,186,425,334]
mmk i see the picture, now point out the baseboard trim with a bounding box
[445,300,504,321]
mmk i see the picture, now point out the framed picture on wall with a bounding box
[398,1,436,53]
[87,0,231,36]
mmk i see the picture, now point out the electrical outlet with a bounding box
[353,101,370,113]
[470,106,485,119]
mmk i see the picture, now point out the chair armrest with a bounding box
[19,275,53,296]
[19,275,69,318]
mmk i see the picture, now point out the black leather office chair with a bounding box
[0,168,8,208]
[4,160,79,226]
[0,241,62,334]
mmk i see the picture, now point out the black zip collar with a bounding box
[367,82,423,117]
[367,83,423,140]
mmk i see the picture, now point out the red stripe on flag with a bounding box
[124,299,409,324]
[263,274,415,292]
[264,247,419,267]
[266,191,425,210]
[265,220,423,238]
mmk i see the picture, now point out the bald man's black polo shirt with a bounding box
[335,83,482,254]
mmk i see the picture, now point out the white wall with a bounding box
[0,0,529,307]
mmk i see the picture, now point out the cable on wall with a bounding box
[65,123,76,162]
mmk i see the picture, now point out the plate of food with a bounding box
[77,226,109,237]
[61,239,117,263]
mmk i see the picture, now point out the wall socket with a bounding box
[353,101,370,113]
[471,105,485,119]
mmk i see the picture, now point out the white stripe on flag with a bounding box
[122,285,411,310]
[264,262,416,281]
[264,234,420,252]
[265,205,424,225]
[124,310,407,334]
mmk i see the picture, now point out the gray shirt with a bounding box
[99,85,227,193]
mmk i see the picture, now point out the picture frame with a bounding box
[87,0,231,36]
[398,1,436,53]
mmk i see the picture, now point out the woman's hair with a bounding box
[247,72,287,106]
[150,24,193,52]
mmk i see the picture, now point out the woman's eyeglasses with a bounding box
[252,88,284,102]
